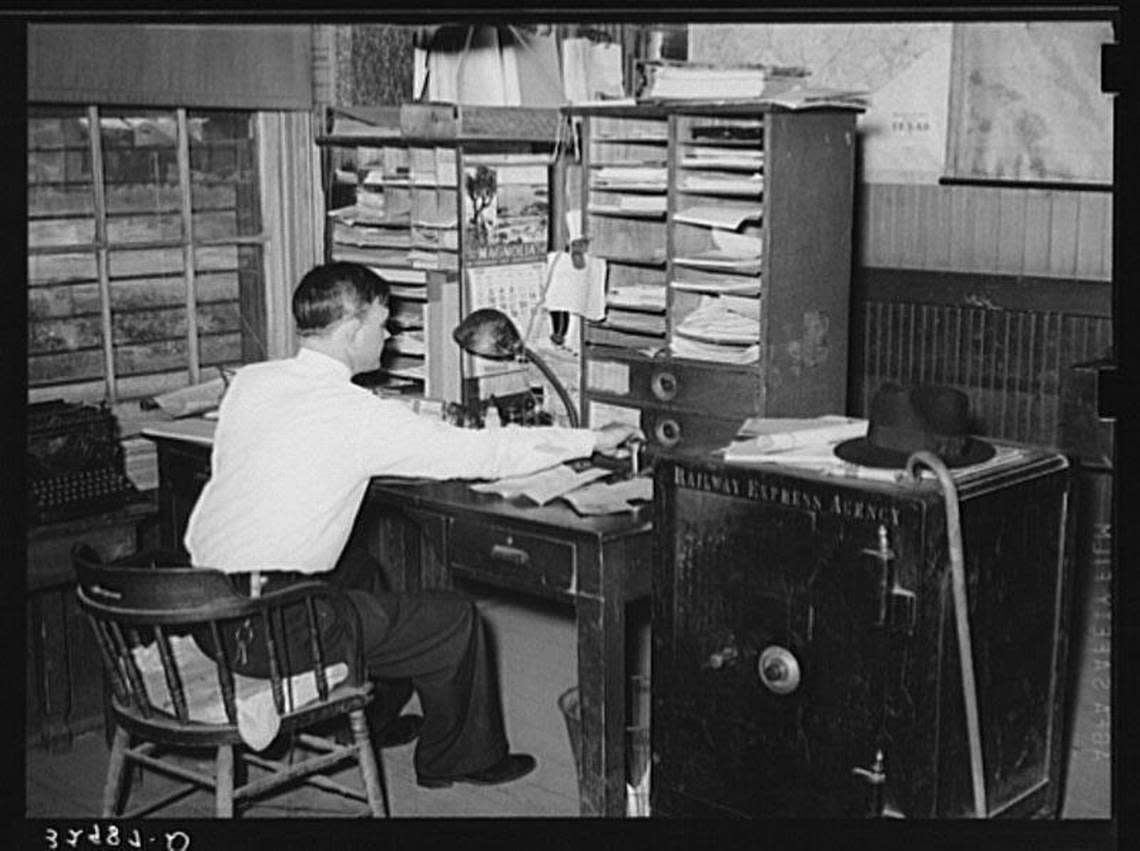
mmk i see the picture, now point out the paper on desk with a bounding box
[152,375,229,418]
[723,442,907,483]
[561,476,653,515]
[141,416,218,446]
[728,416,866,454]
[722,418,1029,485]
[470,465,612,506]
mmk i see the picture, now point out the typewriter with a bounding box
[27,400,141,524]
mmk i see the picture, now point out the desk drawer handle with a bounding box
[489,544,531,568]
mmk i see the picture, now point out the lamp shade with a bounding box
[452,308,524,360]
[451,307,580,427]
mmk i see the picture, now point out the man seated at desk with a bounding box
[185,261,641,790]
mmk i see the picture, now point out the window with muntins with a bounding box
[27,105,268,432]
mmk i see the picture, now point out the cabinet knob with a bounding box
[757,645,801,694]
[655,418,682,448]
[651,370,679,402]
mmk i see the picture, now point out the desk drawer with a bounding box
[448,519,576,592]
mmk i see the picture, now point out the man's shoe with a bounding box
[417,753,537,789]
[374,713,423,749]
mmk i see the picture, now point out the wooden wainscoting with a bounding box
[849,267,1112,447]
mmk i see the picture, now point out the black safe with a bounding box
[651,443,1074,818]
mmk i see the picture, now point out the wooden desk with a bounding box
[361,477,652,816]
[145,423,653,817]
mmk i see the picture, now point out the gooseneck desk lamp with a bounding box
[452,307,580,428]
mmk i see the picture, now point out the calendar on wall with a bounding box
[464,259,549,378]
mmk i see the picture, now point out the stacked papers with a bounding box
[332,245,409,267]
[599,311,667,336]
[713,228,764,257]
[385,363,426,382]
[368,266,428,285]
[588,195,668,216]
[680,148,764,170]
[471,465,612,506]
[758,85,870,110]
[409,249,457,271]
[332,222,411,248]
[639,62,808,101]
[671,277,761,296]
[389,303,423,330]
[592,165,668,191]
[387,331,425,355]
[673,204,761,230]
[679,173,763,197]
[723,421,1029,486]
[595,128,667,142]
[562,476,653,515]
[607,284,667,311]
[673,296,759,344]
[388,285,427,300]
[674,227,764,277]
[671,295,761,363]
[670,336,760,363]
[670,266,762,296]
[726,416,867,458]
[328,203,409,229]
[674,251,762,276]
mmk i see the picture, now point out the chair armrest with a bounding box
[256,581,369,686]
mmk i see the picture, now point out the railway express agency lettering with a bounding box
[674,466,901,525]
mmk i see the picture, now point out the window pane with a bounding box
[27,103,266,415]
[195,243,263,365]
[101,109,183,243]
[190,110,260,238]
[108,247,185,382]
[28,106,94,249]
[27,251,103,387]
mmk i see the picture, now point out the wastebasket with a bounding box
[558,675,650,816]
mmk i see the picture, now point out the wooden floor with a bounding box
[25,589,1108,820]
[26,592,586,819]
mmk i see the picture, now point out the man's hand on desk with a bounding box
[592,423,646,457]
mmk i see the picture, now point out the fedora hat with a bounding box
[834,383,995,469]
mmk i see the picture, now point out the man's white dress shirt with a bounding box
[185,348,596,574]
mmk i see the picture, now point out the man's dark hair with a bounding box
[292,262,390,336]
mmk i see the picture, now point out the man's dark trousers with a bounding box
[259,544,510,781]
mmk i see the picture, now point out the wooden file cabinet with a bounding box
[568,101,859,450]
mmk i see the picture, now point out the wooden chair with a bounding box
[72,543,389,818]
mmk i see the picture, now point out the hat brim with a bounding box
[833,435,996,469]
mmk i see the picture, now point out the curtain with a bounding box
[257,111,324,359]
[28,24,312,110]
